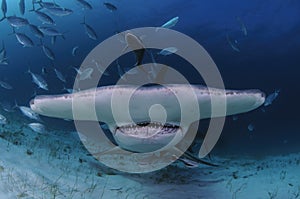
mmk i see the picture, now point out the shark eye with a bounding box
[30,99,34,106]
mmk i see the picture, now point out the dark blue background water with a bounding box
[0,0,299,155]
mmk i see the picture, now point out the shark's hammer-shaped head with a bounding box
[30,84,265,153]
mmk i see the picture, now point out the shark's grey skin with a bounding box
[30,84,265,153]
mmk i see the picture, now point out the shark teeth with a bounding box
[116,122,179,138]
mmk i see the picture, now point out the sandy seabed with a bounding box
[0,114,299,199]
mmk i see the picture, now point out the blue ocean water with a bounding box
[0,0,299,198]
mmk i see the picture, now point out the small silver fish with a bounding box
[264,89,280,106]
[29,24,44,39]
[81,17,97,40]
[19,0,25,15]
[0,41,8,64]
[28,122,46,134]
[13,31,34,47]
[158,47,178,56]
[103,2,117,11]
[38,27,65,39]
[18,105,41,120]
[248,123,255,132]
[38,1,60,9]
[6,16,29,28]
[34,10,55,25]
[226,34,240,52]
[0,80,12,89]
[72,46,79,56]
[74,67,94,80]
[27,69,48,90]
[0,113,7,125]
[1,0,7,19]
[76,0,92,10]
[54,68,66,82]
[0,40,6,58]
[41,44,55,60]
[160,16,179,29]
[46,7,73,17]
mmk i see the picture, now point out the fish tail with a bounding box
[60,30,68,40]
[33,0,44,10]
[7,27,16,36]
[0,16,6,22]
[183,151,218,167]
[73,67,80,74]
[28,5,35,12]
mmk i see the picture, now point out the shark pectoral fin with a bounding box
[182,152,218,167]
[172,147,217,167]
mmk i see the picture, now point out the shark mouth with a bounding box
[115,122,180,138]
[113,122,182,152]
